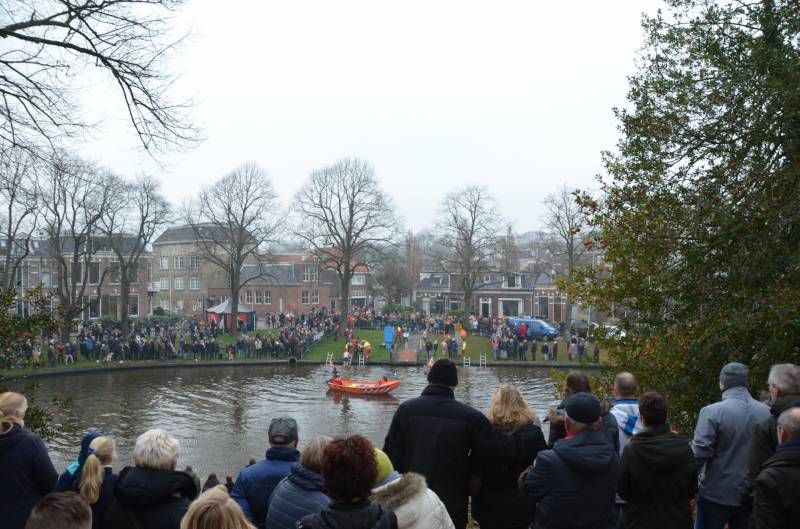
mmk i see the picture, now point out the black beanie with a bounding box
[428,359,458,387]
[564,392,601,424]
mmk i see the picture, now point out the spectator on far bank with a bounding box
[231,417,300,529]
[691,362,770,529]
[751,408,800,529]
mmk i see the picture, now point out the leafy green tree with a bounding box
[576,0,800,432]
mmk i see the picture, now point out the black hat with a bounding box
[269,417,298,445]
[564,392,601,424]
[428,359,458,387]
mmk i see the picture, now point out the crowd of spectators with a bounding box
[3,360,800,529]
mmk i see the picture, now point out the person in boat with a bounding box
[381,376,389,384]
[329,369,343,385]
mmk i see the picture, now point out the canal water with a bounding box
[11,364,560,479]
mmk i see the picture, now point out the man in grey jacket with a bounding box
[691,362,770,529]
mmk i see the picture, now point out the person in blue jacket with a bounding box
[55,431,104,492]
[265,436,331,529]
[231,416,301,529]
[0,392,58,529]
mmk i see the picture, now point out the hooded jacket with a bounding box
[746,394,800,492]
[524,427,618,529]
[617,425,698,529]
[0,424,58,529]
[298,500,398,529]
[55,431,104,492]
[470,423,547,529]
[751,441,800,529]
[383,385,534,529]
[266,463,330,529]
[102,466,198,529]
[691,386,770,506]
[370,473,454,529]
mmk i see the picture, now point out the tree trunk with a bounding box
[120,271,131,342]
[230,269,240,335]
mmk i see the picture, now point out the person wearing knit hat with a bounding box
[691,362,770,529]
[384,364,534,529]
[371,449,454,529]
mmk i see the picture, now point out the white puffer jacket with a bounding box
[370,473,455,529]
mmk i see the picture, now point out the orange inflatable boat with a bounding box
[327,378,400,395]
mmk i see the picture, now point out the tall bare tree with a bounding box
[185,163,281,332]
[0,0,196,153]
[497,225,520,273]
[294,158,399,313]
[39,155,114,340]
[0,146,39,289]
[100,175,171,340]
[542,184,592,334]
[435,185,502,314]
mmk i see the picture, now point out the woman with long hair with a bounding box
[181,486,256,529]
[470,385,546,529]
[0,391,58,529]
[74,436,117,529]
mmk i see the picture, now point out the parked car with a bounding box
[507,318,559,341]
[602,325,626,339]
[570,321,599,338]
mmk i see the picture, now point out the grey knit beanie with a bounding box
[720,362,749,389]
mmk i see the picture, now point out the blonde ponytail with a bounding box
[0,392,27,435]
[79,436,116,505]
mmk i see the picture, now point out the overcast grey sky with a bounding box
[77,0,663,234]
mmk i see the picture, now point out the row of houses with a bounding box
[8,225,573,323]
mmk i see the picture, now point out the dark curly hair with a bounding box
[322,435,377,502]
[639,391,668,427]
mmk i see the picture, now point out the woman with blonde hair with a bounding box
[72,436,117,529]
[181,486,256,529]
[0,391,58,529]
[470,385,546,529]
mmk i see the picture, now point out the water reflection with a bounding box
[10,364,560,478]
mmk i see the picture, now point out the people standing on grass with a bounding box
[0,392,58,529]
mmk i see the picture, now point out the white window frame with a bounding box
[190,255,200,269]
[159,277,169,291]
[245,290,254,304]
[301,290,310,304]
[160,257,169,270]
[174,256,184,270]
[190,277,200,291]
[174,277,184,290]
[255,290,263,304]
[264,290,272,304]
[351,273,366,285]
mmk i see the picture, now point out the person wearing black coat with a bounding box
[0,392,58,529]
[751,408,800,529]
[102,429,197,529]
[617,392,698,529]
[746,364,800,498]
[470,386,547,529]
[383,361,536,529]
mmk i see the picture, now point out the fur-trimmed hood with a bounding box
[370,473,454,529]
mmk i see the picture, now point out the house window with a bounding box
[190,256,200,269]
[303,265,318,282]
[88,262,100,285]
[88,297,100,319]
[101,295,119,317]
[129,295,139,317]
[351,290,366,298]
[159,277,169,291]
[174,277,184,290]
[40,264,51,288]
[146,261,153,282]
[301,291,310,304]
[506,274,518,288]
[160,257,169,270]
[264,290,272,304]
[190,277,200,291]
[109,261,121,284]
[192,299,203,312]
[351,274,366,285]
[245,290,254,304]
[255,290,263,304]
[72,261,82,284]
[311,290,320,304]
[174,256,184,270]
[176,299,184,312]
[17,264,30,289]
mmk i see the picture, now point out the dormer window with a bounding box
[506,274,518,288]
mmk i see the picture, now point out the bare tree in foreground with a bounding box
[0,0,196,153]
[542,184,592,334]
[100,175,171,340]
[185,163,281,332]
[435,185,502,314]
[294,158,399,313]
[0,147,39,289]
